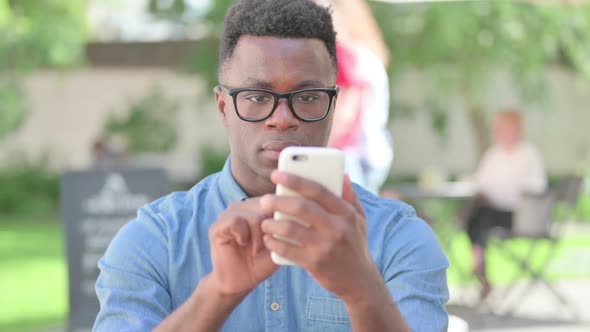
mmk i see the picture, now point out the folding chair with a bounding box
[488,176,583,317]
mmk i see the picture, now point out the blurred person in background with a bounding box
[316,0,394,194]
[91,137,127,169]
[465,109,547,301]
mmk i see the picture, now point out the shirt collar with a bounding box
[218,157,249,205]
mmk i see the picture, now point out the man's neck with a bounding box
[230,164,275,198]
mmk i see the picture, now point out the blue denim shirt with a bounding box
[94,159,449,331]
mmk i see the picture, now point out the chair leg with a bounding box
[529,244,580,320]
[488,238,538,313]
[493,238,579,319]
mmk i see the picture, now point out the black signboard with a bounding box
[61,168,169,332]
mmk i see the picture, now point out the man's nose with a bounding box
[264,99,299,130]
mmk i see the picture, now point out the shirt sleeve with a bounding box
[93,206,171,332]
[382,209,450,332]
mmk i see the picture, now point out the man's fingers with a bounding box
[261,218,317,247]
[342,174,365,218]
[263,234,308,266]
[260,194,334,233]
[268,171,365,224]
[247,215,264,256]
[227,198,270,254]
[229,217,250,246]
[210,210,266,254]
[227,198,272,217]
[270,170,344,215]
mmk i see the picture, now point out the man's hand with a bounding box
[209,198,279,296]
[260,170,378,302]
[259,171,410,331]
[155,198,279,332]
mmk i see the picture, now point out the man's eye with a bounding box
[295,94,320,103]
[245,95,271,103]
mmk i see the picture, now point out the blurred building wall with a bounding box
[0,41,589,181]
[0,68,226,182]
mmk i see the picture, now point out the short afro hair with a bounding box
[219,0,337,73]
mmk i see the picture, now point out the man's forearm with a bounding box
[343,272,410,332]
[153,274,246,332]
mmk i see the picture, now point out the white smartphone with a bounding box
[271,146,344,266]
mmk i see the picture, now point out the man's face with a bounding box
[216,36,337,196]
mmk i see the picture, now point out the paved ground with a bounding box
[448,280,590,332]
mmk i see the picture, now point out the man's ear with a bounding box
[214,86,229,127]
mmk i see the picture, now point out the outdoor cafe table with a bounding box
[394,181,476,200]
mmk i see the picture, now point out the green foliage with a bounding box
[0,84,27,138]
[103,89,180,154]
[368,0,590,150]
[376,2,564,83]
[0,0,87,138]
[576,194,590,222]
[147,0,233,91]
[148,0,187,22]
[182,0,234,91]
[0,154,59,215]
[184,37,221,92]
[0,216,66,332]
[202,0,234,29]
[199,145,229,178]
[0,0,87,70]
[575,169,590,221]
[446,231,590,285]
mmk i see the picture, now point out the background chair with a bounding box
[488,175,583,318]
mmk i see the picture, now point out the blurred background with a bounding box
[1,0,590,331]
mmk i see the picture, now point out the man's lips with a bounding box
[261,141,301,160]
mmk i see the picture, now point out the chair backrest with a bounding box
[553,175,583,207]
[512,175,583,238]
[512,192,555,238]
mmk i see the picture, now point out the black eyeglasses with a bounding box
[217,85,339,122]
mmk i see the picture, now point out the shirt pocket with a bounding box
[306,296,352,332]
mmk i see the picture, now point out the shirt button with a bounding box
[270,302,280,311]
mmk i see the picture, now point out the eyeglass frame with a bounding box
[216,85,339,122]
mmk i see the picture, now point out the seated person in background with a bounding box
[466,109,547,301]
